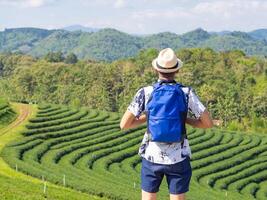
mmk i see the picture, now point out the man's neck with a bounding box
[158,77,175,81]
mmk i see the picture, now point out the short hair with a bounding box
[158,71,177,79]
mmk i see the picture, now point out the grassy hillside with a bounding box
[1,27,267,61]
[0,103,105,200]
[2,104,267,200]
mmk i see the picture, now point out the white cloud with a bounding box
[114,0,125,8]
[131,7,191,20]
[0,0,267,34]
[192,0,267,16]
[80,0,126,9]
[127,0,267,33]
[190,0,267,30]
[131,0,267,20]
[0,0,58,8]
[28,0,45,7]
[85,19,114,28]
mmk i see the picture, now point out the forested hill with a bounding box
[0,48,266,133]
[0,27,267,61]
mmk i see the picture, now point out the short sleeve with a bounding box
[127,88,145,118]
[188,88,206,119]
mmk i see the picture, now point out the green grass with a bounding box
[0,103,105,200]
[0,174,104,200]
[2,103,267,199]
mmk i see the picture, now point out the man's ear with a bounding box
[174,70,179,78]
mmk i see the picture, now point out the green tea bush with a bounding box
[2,104,266,200]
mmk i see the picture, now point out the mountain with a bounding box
[63,25,99,32]
[248,29,267,41]
[71,28,142,61]
[0,27,53,53]
[29,30,83,57]
[143,32,182,49]
[201,33,267,55]
[180,28,211,47]
[209,30,231,36]
[0,27,267,61]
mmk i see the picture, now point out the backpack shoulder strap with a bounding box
[175,84,191,106]
[146,82,159,109]
[175,84,192,147]
[152,81,161,89]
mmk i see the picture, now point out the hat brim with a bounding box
[152,58,183,73]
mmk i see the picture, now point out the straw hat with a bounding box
[152,48,183,73]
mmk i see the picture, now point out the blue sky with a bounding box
[0,0,267,34]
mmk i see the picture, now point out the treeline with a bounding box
[44,52,78,64]
[0,48,266,133]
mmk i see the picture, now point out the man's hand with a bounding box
[212,119,223,127]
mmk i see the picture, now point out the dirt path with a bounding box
[0,103,31,136]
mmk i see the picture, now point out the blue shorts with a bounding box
[141,157,192,194]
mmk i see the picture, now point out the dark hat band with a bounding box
[156,61,179,70]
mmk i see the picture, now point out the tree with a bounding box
[0,61,3,76]
[44,51,64,62]
[0,49,266,133]
[65,53,78,64]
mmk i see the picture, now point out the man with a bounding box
[120,48,213,200]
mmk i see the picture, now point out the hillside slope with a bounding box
[0,103,105,200]
[0,98,17,129]
[2,104,267,200]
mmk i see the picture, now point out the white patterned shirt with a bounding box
[127,80,206,164]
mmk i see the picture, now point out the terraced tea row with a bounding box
[0,99,17,129]
[2,104,266,200]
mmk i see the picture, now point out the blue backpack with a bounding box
[146,80,189,143]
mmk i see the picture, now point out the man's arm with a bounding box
[120,110,146,130]
[186,110,213,128]
[120,109,216,130]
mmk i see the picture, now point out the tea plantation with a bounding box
[0,98,17,128]
[1,104,267,200]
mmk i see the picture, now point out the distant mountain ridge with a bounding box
[248,29,267,41]
[0,27,266,61]
[63,25,99,32]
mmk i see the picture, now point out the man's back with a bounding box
[127,80,206,164]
